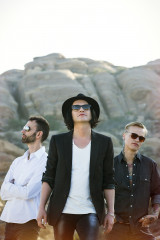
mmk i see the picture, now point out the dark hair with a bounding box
[64,106,99,130]
[29,116,50,142]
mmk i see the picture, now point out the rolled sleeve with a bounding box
[104,183,115,189]
[42,173,54,189]
[151,195,160,205]
[151,161,160,204]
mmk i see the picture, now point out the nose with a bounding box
[135,137,140,142]
[79,106,84,111]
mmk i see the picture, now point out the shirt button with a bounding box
[133,184,135,186]
[130,205,133,207]
[131,194,133,197]
[133,174,135,176]
[133,164,136,166]
[126,165,128,167]
[128,186,130,188]
[127,175,129,178]
[129,216,131,218]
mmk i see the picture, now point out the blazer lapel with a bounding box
[63,131,73,173]
[90,131,100,179]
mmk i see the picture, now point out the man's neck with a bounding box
[73,123,91,137]
[27,142,42,159]
[73,124,91,148]
[123,148,137,164]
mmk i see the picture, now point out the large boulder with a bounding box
[92,72,126,118]
[0,139,24,185]
[117,68,160,122]
[55,58,88,74]
[146,59,160,75]
[0,53,160,240]
[88,61,116,74]
[0,80,18,129]
[0,53,159,162]
[25,53,65,74]
[18,70,84,118]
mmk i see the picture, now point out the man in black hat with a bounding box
[37,93,115,240]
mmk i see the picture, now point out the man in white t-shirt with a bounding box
[37,94,115,240]
[0,116,49,240]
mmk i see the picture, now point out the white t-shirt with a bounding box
[0,146,47,223]
[63,141,96,214]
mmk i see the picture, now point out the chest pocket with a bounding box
[139,175,151,197]
[140,176,150,183]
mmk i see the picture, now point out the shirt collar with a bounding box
[118,151,142,163]
[23,146,46,160]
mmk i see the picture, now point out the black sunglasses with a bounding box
[126,131,145,143]
[72,104,91,110]
[22,125,31,132]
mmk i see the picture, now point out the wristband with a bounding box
[107,212,115,218]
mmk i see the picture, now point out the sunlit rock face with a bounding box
[0,53,160,240]
[0,53,159,155]
[0,74,19,129]
[116,68,160,120]
[0,139,24,182]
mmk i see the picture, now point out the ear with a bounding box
[122,133,125,140]
[36,131,43,139]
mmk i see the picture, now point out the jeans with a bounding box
[4,220,40,240]
[54,213,100,240]
[106,222,155,240]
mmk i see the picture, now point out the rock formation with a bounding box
[0,53,160,239]
[0,52,160,166]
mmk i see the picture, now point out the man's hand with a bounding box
[37,208,47,229]
[103,213,114,234]
[139,214,158,227]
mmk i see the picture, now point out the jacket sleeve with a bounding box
[42,135,58,189]
[102,137,115,190]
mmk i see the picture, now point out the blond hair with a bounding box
[125,121,148,136]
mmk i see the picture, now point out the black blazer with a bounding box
[42,130,114,226]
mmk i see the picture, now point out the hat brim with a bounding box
[62,94,100,119]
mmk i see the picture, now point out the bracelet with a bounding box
[107,212,115,218]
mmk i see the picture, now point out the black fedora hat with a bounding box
[62,93,100,119]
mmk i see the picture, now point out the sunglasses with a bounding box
[72,104,91,110]
[126,131,145,143]
[22,125,31,132]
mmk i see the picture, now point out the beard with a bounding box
[21,132,37,144]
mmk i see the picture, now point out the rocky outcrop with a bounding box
[0,53,159,157]
[117,68,160,121]
[0,80,18,130]
[92,72,126,118]
[0,53,160,240]
[147,59,160,75]
[0,139,24,183]
[18,69,83,118]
